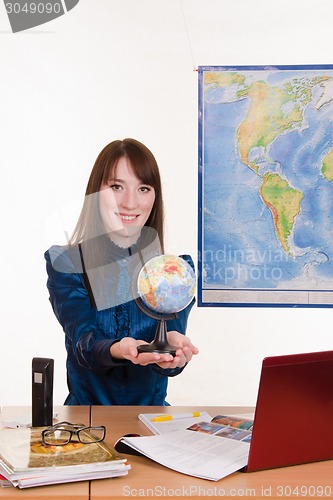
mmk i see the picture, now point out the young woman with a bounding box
[45,138,198,405]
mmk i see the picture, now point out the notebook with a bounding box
[246,349,333,472]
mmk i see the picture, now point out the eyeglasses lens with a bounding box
[79,427,105,444]
[44,429,71,445]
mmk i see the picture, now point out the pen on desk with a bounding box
[151,412,205,422]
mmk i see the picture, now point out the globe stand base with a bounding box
[137,342,177,356]
[137,318,177,357]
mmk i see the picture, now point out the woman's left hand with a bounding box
[155,331,199,370]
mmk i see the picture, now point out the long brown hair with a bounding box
[69,138,165,252]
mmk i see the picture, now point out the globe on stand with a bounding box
[135,255,196,356]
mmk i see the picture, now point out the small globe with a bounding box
[137,255,196,315]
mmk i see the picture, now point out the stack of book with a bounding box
[0,426,130,489]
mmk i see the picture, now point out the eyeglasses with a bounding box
[41,421,106,446]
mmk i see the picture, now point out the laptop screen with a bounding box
[246,350,333,472]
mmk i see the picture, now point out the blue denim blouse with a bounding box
[44,242,195,406]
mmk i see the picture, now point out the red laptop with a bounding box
[246,349,333,472]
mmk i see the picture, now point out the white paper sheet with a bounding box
[124,429,249,481]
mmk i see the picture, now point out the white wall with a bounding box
[1,0,332,407]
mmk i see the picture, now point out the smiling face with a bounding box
[99,156,156,247]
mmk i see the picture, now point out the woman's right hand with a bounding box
[110,337,174,366]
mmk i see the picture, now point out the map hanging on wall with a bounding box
[198,65,333,307]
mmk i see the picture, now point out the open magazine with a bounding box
[123,414,253,481]
[0,426,130,488]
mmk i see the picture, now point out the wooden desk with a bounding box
[91,406,333,499]
[1,406,333,499]
[0,406,90,500]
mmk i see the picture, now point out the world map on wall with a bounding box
[198,65,333,307]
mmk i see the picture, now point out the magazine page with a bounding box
[123,429,250,481]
